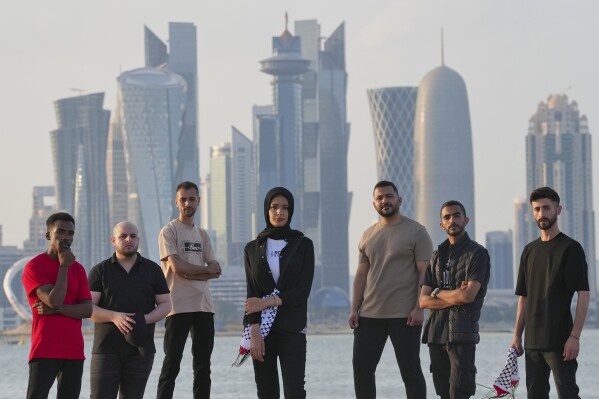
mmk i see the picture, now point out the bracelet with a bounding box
[569,334,580,340]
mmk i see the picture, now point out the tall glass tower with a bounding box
[367,87,418,218]
[414,63,475,246]
[254,17,351,295]
[117,68,187,261]
[50,93,111,269]
[260,19,310,229]
[145,22,199,196]
[526,94,596,293]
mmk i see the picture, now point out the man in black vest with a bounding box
[420,200,490,399]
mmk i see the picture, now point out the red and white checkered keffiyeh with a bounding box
[231,289,279,367]
[492,348,520,397]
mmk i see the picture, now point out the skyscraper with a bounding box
[23,186,56,256]
[117,67,187,261]
[254,18,351,294]
[367,87,418,217]
[49,93,111,268]
[145,22,200,195]
[296,20,351,293]
[231,127,254,265]
[259,18,310,228]
[485,231,514,289]
[208,128,254,266]
[526,94,596,293]
[106,99,128,230]
[414,62,475,245]
[209,142,232,265]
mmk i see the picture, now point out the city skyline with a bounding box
[1,1,598,277]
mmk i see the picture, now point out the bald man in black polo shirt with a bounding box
[88,221,171,399]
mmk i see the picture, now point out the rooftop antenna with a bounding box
[70,88,85,96]
[285,11,289,32]
[441,28,445,65]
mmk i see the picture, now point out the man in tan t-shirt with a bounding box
[349,180,433,399]
[156,181,222,399]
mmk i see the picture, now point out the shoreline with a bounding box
[1,322,518,342]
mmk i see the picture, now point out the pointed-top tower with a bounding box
[413,40,475,245]
[258,15,310,229]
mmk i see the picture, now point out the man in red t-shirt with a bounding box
[21,212,92,399]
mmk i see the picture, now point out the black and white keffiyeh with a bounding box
[231,289,280,367]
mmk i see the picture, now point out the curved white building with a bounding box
[117,68,187,261]
[414,65,475,245]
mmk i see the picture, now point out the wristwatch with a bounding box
[431,288,440,298]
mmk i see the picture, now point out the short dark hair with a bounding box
[440,200,467,217]
[529,186,560,205]
[176,181,199,196]
[373,180,399,196]
[46,212,75,229]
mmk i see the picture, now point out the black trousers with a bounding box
[157,312,215,399]
[525,350,580,399]
[252,330,307,399]
[26,358,83,399]
[428,344,476,399]
[353,317,426,399]
[90,352,155,399]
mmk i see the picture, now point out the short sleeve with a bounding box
[158,224,178,262]
[76,265,92,301]
[564,242,590,292]
[467,248,490,284]
[22,258,50,297]
[422,261,435,288]
[357,232,369,265]
[200,230,216,263]
[152,263,170,295]
[414,226,433,261]
[515,251,527,296]
[88,264,103,292]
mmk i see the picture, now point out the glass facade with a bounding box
[117,68,187,261]
[50,93,111,269]
[414,65,475,246]
[367,87,418,218]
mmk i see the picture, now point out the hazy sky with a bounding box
[1,1,598,274]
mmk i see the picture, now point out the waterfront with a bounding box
[1,330,599,398]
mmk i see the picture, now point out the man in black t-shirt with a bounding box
[510,187,590,399]
[88,221,171,399]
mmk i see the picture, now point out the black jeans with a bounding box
[252,330,307,399]
[353,317,426,399]
[157,312,215,399]
[90,352,155,398]
[26,358,83,399]
[525,350,580,399]
[428,344,476,399]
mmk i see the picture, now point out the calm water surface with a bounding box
[1,330,598,398]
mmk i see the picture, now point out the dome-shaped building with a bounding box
[413,64,475,245]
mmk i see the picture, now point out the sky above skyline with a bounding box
[1,1,598,274]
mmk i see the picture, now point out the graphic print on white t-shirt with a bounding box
[266,238,287,283]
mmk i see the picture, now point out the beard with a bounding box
[446,224,464,236]
[536,215,557,230]
[183,207,197,217]
[377,204,398,218]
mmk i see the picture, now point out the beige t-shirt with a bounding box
[358,217,433,318]
[159,219,216,316]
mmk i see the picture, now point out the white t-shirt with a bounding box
[266,238,287,283]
